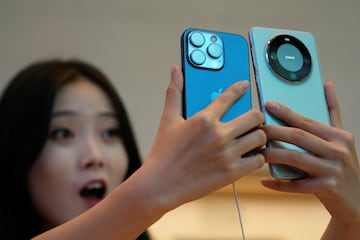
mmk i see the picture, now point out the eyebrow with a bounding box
[52,110,118,118]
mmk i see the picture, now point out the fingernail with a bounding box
[266,100,280,111]
[237,80,249,90]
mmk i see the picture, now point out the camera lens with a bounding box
[189,32,205,47]
[266,34,311,82]
[190,49,206,65]
[207,43,223,59]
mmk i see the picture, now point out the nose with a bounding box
[79,137,105,169]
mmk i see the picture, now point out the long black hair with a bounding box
[0,59,150,239]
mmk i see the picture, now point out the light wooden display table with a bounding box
[149,168,330,240]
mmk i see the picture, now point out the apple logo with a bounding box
[210,88,223,101]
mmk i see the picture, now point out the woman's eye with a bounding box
[49,128,74,140]
[103,128,122,140]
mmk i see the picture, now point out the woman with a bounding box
[0,59,266,239]
[0,60,151,239]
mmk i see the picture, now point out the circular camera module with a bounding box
[266,34,311,82]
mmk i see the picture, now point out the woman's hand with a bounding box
[140,64,266,211]
[261,82,360,239]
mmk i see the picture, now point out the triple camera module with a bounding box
[187,31,224,70]
[266,34,312,82]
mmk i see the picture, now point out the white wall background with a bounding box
[1,0,359,160]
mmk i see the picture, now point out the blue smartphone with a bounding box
[181,28,251,122]
[249,27,330,180]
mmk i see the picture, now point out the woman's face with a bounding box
[28,77,129,228]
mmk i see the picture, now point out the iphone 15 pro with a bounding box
[249,27,330,179]
[181,28,251,123]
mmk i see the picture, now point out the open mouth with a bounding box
[80,181,106,201]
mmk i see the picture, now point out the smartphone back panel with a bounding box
[249,27,330,179]
[181,28,251,122]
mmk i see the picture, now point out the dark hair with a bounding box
[0,59,150,239]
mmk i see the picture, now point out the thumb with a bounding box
[324,81,343,129]
[161,64,184,121]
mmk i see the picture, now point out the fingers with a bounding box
[324,81,343,129]
[261,147,331,176]
[223,128,266,179]
[263,124,335,158]
[164,65,250,124]
[227,109,264,140]
[234,128,267,157]
[207,80,250,119]
[260,177,321,194]
[265,100,339,141]
[233,153,265,176]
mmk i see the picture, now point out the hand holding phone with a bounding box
[249,27,330,179]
